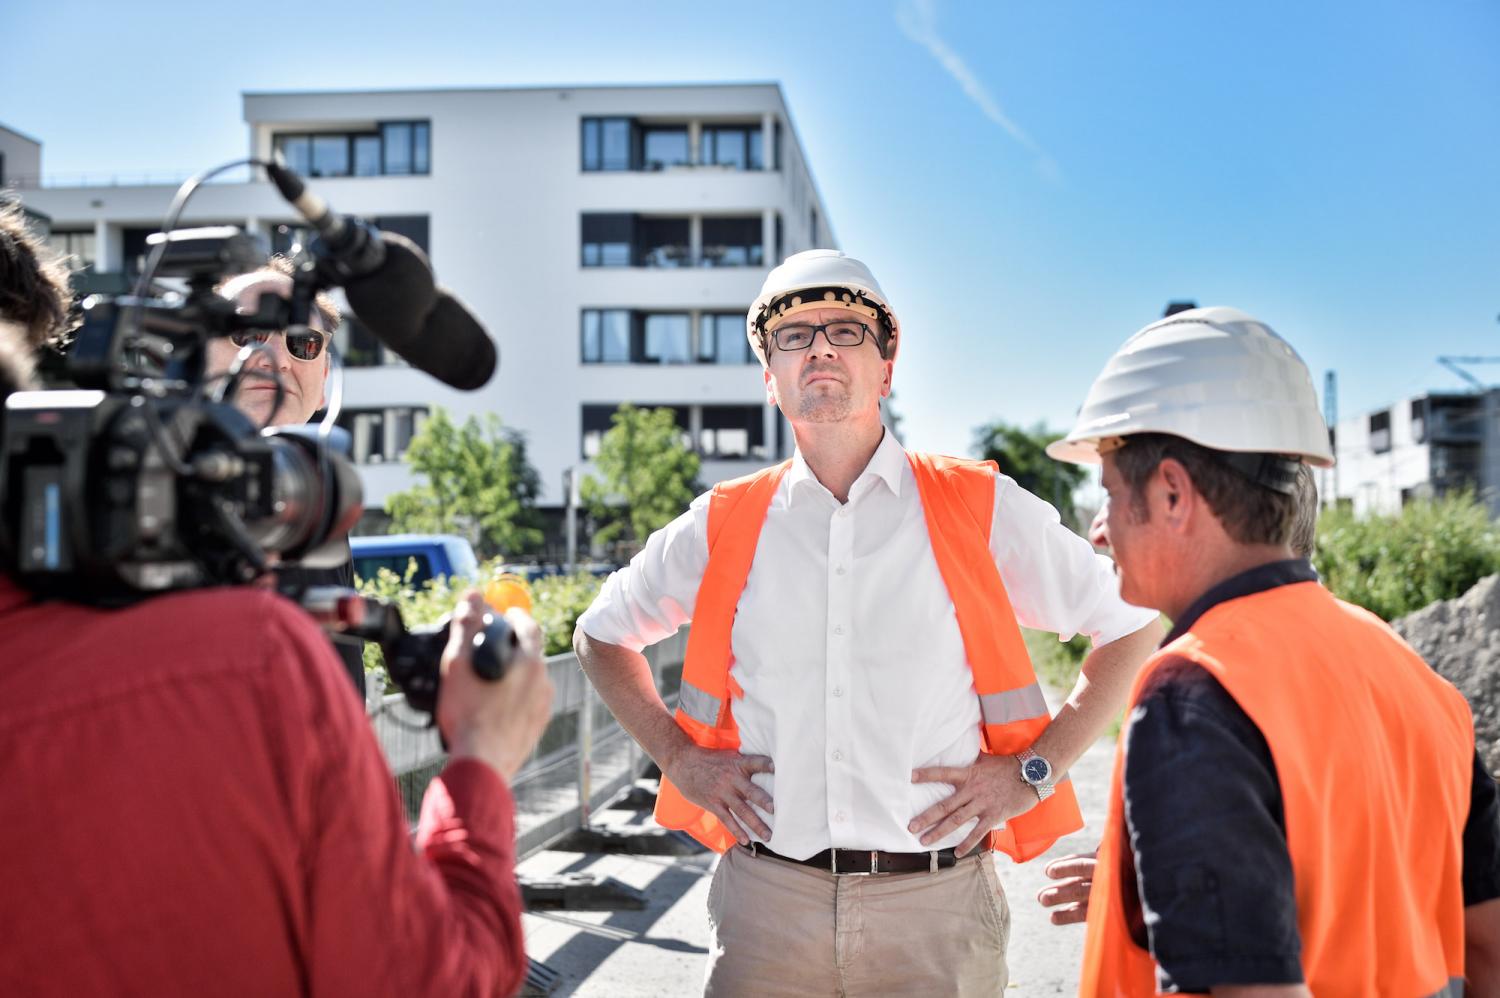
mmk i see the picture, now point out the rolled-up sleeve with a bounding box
[989,474,1157,647]
[576,490,712,652]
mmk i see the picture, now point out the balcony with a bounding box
[581,213,770,269]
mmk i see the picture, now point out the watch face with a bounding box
[1023,757,1051,784]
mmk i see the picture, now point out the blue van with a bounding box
[350,534,481,587]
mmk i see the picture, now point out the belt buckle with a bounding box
[832,850,880,876]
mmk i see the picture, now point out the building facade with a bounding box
[1331,390,1500,517]
[12,84,838,551]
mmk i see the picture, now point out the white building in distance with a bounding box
[9,84,837,553]
[1331,389,1500,517]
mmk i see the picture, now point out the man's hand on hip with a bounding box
[666,744,774,846]
[908,753,1040,856]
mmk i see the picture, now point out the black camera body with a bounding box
[0,209,511,708]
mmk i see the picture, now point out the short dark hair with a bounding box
[0,202,74,351]
[1289,463,1319,559]
[1112,433,1299,546]
[214,255,341,336]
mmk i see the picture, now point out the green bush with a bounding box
[1314,491,1500,621]
[355,560,606,692]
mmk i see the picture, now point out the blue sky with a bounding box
[5,0,1498,458]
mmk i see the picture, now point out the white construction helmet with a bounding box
[746,249,900,366]
[1048,307,1334,488]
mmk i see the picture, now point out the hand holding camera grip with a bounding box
[469,612,519,681]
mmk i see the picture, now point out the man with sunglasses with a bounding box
[208,259,337,429]
[208,259,367,695]
[575,249,1160,995]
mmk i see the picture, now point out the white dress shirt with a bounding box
[577,430,1155,859]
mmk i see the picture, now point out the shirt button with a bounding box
[832,750,843,762]
[835,565,846,575]
[833,625,844,635]
[832,686,843,697]
[834,811,847,822]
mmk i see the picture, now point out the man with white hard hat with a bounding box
[575,249,1161,995]
[1047,307,1500,995]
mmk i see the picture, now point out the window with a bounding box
[311,135,350,177]
[581,117,633,171]
[373,215,430,255]
[700,405,767,459]
[271,121,430,178]
[382,123,412,174]
[581,214,633,267]
[641,126,690,170]
[701,125,762,170]
[354,135,383,176]
[581,309,631,363]
[1411,398,1428,444]
[698,313,752,364]
[333,315,388,368]
[643,313,691,364]
[582,310,695,364]
[701,217,763,267]
[47,229,96,269]
[581,405,615,458]
[635,217,690,267]
[581,404,691,458]
[336,406,428,464]
[1369,410,1391,455]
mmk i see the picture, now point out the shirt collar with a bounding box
[786,427,905,506]
[1162,558,1319,646]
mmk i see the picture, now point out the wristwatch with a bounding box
[1017,747,1055,801]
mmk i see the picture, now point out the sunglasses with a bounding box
[228,328,329,362]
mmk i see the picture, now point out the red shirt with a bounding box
[0,577,526,997]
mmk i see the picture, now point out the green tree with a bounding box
[384,408,544,559]
[972,420,1088,527]
[580,404,701,549]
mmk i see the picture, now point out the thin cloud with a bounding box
[896,0,1060,182]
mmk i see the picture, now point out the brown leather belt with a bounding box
[743,841,960,875]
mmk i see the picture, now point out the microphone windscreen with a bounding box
[342,233,437,349]
[410,289,497,391]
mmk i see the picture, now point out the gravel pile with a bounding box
[1392,574,1500,776]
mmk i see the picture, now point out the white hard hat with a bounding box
[746,249,899,365]
[1047,306,1335,474]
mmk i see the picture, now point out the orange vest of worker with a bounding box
[652,452,1085,862]
[1080,581,1473,997]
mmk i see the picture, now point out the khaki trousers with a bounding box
[703,845,1010,997]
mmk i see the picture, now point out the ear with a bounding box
[1155,458,1197,529]
[881,359,894,399]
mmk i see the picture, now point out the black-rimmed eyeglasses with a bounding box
[768,321,875,352]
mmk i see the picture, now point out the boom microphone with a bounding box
[264,161,497,391]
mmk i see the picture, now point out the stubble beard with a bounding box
[796,382,854,423]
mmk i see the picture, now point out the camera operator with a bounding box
[206,257,368,697]
[0,204,556,997]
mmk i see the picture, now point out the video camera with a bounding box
[0,158,513,709]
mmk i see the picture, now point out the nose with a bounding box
[1088,502,1110,550]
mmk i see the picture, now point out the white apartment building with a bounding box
[9,84,836,550]
[1331,390,1500,517]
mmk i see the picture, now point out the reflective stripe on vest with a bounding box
[653,452,1085,861]
[1080,582,1473,996]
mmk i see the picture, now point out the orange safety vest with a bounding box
[1080,581,1473,997]
[653,452,1085,862]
